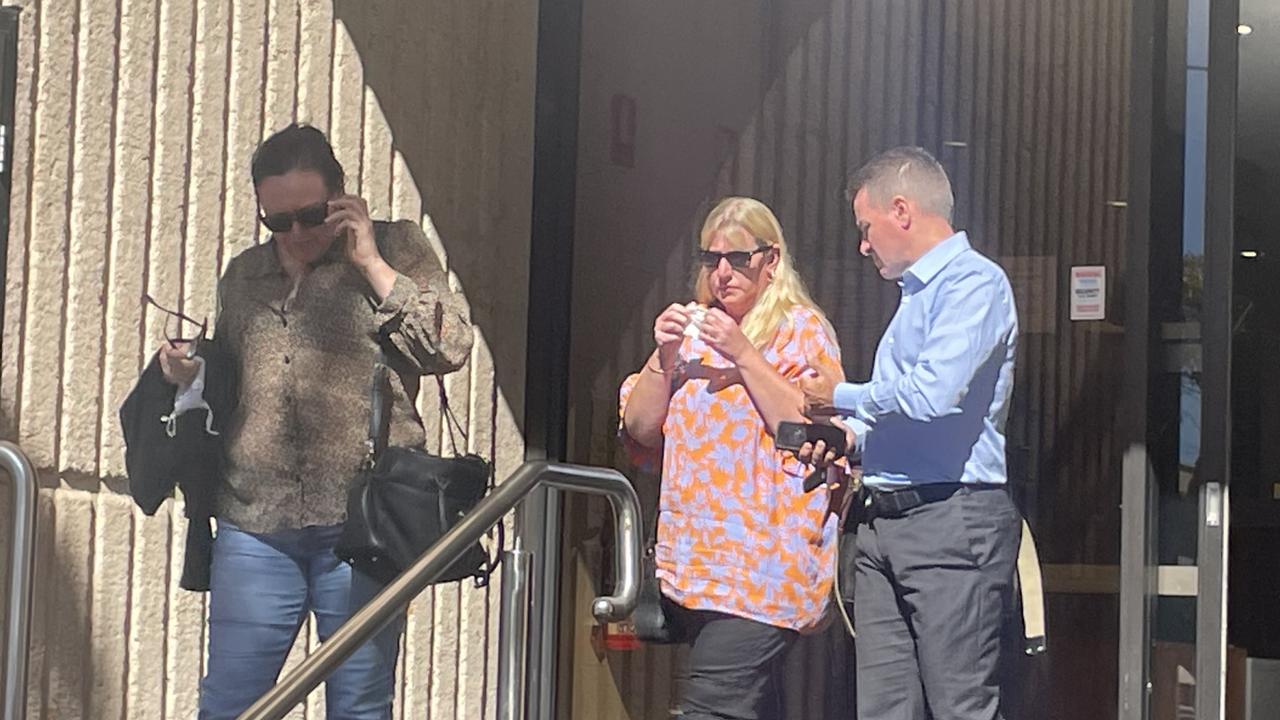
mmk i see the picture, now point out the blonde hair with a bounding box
[694,196,835,348]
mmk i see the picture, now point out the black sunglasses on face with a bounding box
[259,201,329,233]
[698,246,774,270]
[142,293,207,358]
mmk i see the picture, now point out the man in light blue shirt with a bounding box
[803,147,1021,720]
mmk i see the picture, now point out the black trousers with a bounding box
[674,607,796,720]
[853,485,1021,720]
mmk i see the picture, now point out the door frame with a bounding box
[1116,0,1158,711]
[1195,0,1237,714]
[523,1,587,719]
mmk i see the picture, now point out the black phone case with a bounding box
[776,421,847,456]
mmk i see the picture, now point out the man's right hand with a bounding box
[800,361,843,419]
[797,417,856,469]
[158,342,199,386]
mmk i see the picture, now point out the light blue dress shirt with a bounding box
[834,231,1018,490]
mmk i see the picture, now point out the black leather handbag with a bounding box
[632,506,686,644]
[335,350,500,586]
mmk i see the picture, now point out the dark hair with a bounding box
[250,123,345,194]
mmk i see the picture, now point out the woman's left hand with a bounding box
[327,195,382,271]
[698,308,752,362]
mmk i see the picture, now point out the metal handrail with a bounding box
[239,460,641,720]
[1,442,38,720]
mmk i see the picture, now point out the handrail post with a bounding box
[499,463,642,720]
[496,535,532,720]
[239,461,547,720]
[1,441,38,720]
[238,460,641,720]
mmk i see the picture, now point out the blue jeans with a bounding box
[199,522,403,719]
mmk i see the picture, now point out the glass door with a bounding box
[1223,0,1280,716]
[1121,0,1238,718]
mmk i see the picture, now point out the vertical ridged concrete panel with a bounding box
[18,0,74,473]
[222,0,268,265]
[0,1,537,718]
[296,1,332,134]
[185,0,229,322]
[61,0,117,484]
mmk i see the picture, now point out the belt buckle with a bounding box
[886,489,909,515]
[863,487,921,518]
[900,488,924,513]
[876,487,923,516]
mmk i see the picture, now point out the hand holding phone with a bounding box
[776,420,849,492]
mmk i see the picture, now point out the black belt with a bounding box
[859,482,989,519]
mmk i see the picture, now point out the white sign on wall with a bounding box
[1069,265,1106,321]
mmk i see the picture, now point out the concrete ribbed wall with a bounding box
[0,1,536,717]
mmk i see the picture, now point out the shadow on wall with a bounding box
[332,0,537,428]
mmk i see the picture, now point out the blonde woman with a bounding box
[619,197,843,720]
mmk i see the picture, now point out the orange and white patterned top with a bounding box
[619,305,841,631]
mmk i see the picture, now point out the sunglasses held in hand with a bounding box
[142,294,207,359]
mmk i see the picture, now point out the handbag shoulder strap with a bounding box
[643,472,661,549]
[365,349,390,467]
[436,375,465,457]
[369,348,466,460]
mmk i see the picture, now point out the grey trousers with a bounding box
[852,485,1022,720]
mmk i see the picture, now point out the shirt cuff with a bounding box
[833,381,867,417]
[842,415,869,456]
[374,271,420,323]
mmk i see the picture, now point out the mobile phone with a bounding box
[775,420,848,457]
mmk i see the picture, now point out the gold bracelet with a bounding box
[644,360,665,374]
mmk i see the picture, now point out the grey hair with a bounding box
[846,146,954,222]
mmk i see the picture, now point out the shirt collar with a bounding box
[902,231,970,288]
